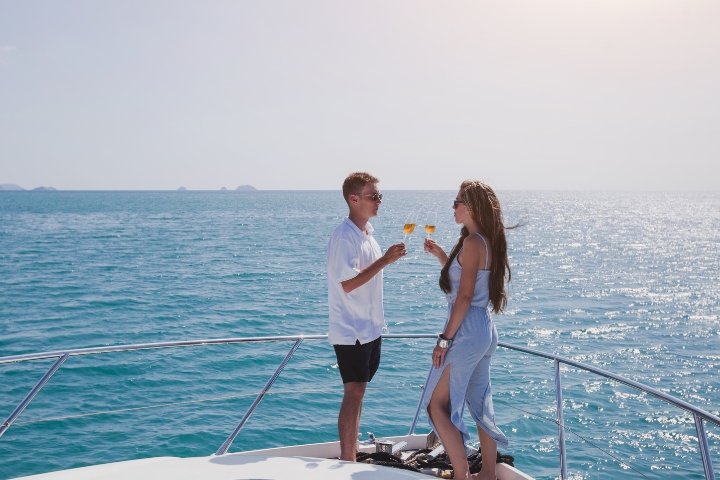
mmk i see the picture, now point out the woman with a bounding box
[423,180,511,480]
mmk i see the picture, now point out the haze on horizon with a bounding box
[1,1,718,191]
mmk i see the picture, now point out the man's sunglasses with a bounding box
[453,200,465,209]
[354,193,383,202]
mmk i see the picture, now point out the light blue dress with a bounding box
[422,233,509,450]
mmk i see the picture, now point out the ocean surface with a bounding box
[0,191,718,480]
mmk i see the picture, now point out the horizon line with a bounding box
[2,188,719,193]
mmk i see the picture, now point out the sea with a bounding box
[0,191,718,480]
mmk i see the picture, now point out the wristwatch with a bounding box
[437,334,453,349]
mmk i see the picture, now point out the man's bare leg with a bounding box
[338,381,367,461]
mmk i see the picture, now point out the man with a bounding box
[327,172,406,462]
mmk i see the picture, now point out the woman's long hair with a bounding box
[439,180,513,314]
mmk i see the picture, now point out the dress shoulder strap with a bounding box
[475,232,489,270]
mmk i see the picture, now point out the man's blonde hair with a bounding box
[342,172,379,205]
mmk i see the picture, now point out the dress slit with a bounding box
[421,279,509,451]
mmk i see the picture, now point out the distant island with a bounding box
[0,184,57,191]
[176,185,256,191]
[1,184,258,191]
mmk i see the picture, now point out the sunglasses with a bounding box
[355,193,383,202]
[453,200,465,209]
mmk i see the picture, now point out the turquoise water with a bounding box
[0,191,718,479]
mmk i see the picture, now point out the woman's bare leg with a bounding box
[471,425,497,480]
[427,366,470,480]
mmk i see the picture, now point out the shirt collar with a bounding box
[344,217,374,237]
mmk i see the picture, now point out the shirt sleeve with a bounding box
[328,238,360,284]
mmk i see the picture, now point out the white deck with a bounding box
[15,455,430,480]
[14,435,534,480]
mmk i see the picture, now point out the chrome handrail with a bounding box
[0,334,330,365]
[496,342,720,428]
[1,335,717,479]
[554,359,568,480]
[215,338,304,456]
[408,364,434,435]
[0,354,69,439]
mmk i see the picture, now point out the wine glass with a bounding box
[403,212,416,241]
[425,211,437,238]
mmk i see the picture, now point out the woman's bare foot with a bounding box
[470,470,496,480]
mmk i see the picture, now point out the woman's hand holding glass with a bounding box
[424,238,448,265]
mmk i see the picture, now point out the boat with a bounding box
[1,334,718,479]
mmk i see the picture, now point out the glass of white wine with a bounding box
[403,212,416,241]
[425,211,437,238]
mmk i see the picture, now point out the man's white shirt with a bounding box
[327,218,387,345]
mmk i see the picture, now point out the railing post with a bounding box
[695,413,716,480]
[409,365,434,435]
[554,359,568,480]
[215,339,303,455]
[0,353,69,439]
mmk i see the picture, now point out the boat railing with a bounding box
[1,334,718,480]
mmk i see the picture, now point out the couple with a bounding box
[327,172,511,480]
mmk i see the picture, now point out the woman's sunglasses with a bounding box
[453,200,465,209]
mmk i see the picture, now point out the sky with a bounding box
[1,1,719,191]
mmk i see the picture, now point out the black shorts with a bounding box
[333,337,382,384]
